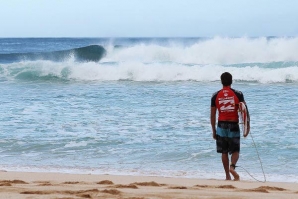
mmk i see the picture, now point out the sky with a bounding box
[0,0,297,37]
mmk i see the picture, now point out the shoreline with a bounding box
[1,171,297,199]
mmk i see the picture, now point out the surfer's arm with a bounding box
[210,106,217,140]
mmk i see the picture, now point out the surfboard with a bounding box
[238,102,249,137]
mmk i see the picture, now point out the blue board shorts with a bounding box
[216,121,240,154]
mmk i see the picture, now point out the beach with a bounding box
[1,171,297,199]
[1,37,298,198]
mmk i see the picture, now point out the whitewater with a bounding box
[0,37,297,182]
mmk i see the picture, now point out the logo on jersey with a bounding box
[218,96,235,112]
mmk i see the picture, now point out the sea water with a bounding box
[0,37,297,182]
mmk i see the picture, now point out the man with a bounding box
[210,72,250,181]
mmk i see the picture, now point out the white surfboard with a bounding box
[238,102,249,137]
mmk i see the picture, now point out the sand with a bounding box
[0,171,297,199]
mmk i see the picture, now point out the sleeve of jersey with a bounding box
[211,93,217,107]
[238,93,245,102]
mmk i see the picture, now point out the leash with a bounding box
[237,131,266,182]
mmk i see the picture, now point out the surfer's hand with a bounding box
[213,132,216,140]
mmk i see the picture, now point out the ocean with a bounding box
[0,37,297,182]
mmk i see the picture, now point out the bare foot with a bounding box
[233,174,240,181]
[229,167,240,181]
[225,173,231,181]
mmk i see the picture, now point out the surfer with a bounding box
[210,72,250,181]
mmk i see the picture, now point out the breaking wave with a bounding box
[1,60,298,83]
[1,37,298,83]
[0,45,106,63]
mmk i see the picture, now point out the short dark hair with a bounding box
[221,72,232,86]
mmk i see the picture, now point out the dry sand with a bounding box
[0,171,297,199]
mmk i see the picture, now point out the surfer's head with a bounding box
[221,72,232,86]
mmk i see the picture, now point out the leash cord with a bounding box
[238,131,266,182]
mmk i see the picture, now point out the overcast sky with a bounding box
[0,0,297,37]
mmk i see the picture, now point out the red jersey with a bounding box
[211,86,244,122]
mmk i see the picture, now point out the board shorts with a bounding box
[216,121,240,154]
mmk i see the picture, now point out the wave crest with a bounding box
[0,45,106,63]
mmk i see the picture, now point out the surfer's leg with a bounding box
[230,152,240,181]
[216,132,231,180]
[228,136,240,181]
[222,153,231,180]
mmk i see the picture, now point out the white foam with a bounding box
[3,62,297,83]
[68,62,298,83]
[103,37,298,64]
[2,39,298,83]
[64,141,88,148]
